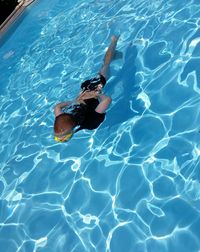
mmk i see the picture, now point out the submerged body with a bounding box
[54,36,119,142]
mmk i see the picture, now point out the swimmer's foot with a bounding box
[111,35,120,45]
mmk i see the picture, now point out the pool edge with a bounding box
[0,0,36,40]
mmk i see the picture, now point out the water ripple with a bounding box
[0,0,200,251]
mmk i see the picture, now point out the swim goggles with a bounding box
[54,132,73,142]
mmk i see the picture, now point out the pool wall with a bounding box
[0,0,36,40]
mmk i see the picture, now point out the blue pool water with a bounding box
[0,0,200,251]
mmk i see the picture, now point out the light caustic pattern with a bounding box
[0,0,200,251]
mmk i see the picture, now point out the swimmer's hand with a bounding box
[76,89,101,103]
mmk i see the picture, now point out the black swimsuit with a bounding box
[68,74,107,131]
[77,99,105,130]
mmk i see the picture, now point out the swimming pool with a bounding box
[0,0,200,251]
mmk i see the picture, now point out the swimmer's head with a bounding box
[54,113,76,142]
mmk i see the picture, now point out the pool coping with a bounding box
[0,0,35,40]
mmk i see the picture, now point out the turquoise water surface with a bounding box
[0,0,200,251]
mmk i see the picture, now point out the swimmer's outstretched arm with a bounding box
[54,101,72,117]
[54,90,101,116]
[95,94,112,114]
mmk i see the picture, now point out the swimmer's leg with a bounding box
[99,35,119,80]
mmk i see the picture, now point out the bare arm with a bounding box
[54,101,72,117]
[95,94,112,114]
